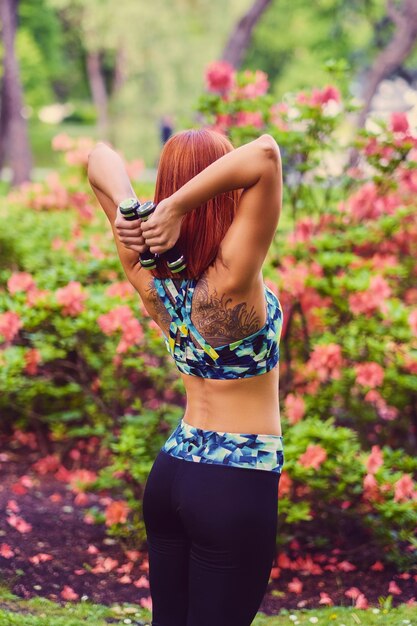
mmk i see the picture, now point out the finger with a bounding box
[143,236,167,247]
[115,218,142,230]
[140,221,158,234]
[118,231,145,241]
[149,244,166,254]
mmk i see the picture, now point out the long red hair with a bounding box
[151,128,240,279]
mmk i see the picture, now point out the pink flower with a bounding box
[370,561,384,571]
[349,275,392,316]
[71,191,94,220]
[140,595,153,611]
[7,514,32,534]
[388,580,402,595]
[310,85,341,107]
[211,113,232,134]
[106,280,135,298]
[318,592,333,605]
[345,587,361,599]
[390,112,409,134]
[371,274,392,300]
[270,103,289,130]
[354,362,384,388]
[52,133,74,151]
[7,272,36,294]
[409,309,417,336]
[298,444,327,470]
[235,111,264,128]
[205,61,236,94]
[105,500,130,526]
[98,305,134,335]
[355,593,369,609]
[365,445,384,474]
[278,471,292,496]
[134,575,150,588]
[0,312,22,342]
[320,85,341,104]
[278,258,310,297]
[56,281,87,316]
[349,292,376,316]
[306,343,343,381]
[284,394,306,424]
[60,585,79,601]
[64,137,95,168]
[378,403,399,421]
[365,390,399,421]
[343,182,399,222]
[236,70,269,99]
[98,306,144,353]
[363,473,380,501]
[288,577,303,593]
[289,217,316,244]
[394,474,417,502]
[116,319,143,354]
[337,560,356,572]
[0,543,14,559]
[24,348,42,376]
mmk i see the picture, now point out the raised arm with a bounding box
[87,142,144,277]
[170,134,280,213]
[141,134,282,290]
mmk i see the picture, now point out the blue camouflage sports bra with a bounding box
[152,277,284,380]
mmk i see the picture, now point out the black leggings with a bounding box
[142,449,281,626]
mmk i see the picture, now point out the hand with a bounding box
[114,206,147,254]
[140,197,183,254]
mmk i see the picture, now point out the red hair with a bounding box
[151,128,240,279]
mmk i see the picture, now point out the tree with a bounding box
[0,0,33,186]
[357,0,417,127]
[221,0,274,69]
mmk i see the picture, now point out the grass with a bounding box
[0,588,415,626]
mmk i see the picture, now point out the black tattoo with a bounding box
[191,276,262,347]
[144,276,262,349]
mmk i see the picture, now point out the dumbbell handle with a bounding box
[118,198,157,269]
[118,198,186,273]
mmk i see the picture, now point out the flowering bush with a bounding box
[199,61,357,223]
[1,76,417,570]
[200,64,417,569]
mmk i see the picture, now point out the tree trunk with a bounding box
[0,0,33,185]
[86,50,109,138]
[112,43,127,94]
[357,0,417,128]
[221,0,273,69]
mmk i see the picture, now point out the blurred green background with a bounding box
[2,0,417,171]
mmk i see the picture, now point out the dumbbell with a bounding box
[118,198,186,273]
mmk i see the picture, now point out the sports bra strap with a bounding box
[153,278,187,324]
[153,278,220,362]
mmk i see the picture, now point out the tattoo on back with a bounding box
[144,275,262,348]
[191,276,261,347]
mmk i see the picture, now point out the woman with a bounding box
[87,129,284,626]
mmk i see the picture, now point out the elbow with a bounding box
[257,134,281,164]
[87,142,107,184]
[87,141,111,166]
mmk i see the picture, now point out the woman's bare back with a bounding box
[133,263,282,436]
